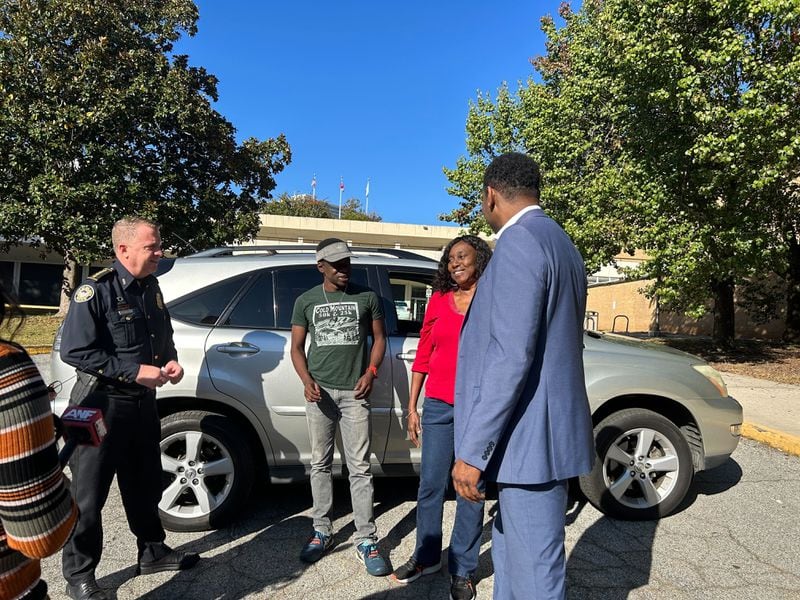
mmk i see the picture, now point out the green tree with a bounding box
[605,0,800,345]
[262,193,333,218]
[340,198,382,222]
[443,2,639,276]
[0,0,291,313]
[445,0,800,344]
[262,194,382,222]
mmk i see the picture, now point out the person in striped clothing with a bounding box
[0,282,78,600]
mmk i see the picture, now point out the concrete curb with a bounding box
[25,346,52,355]
[742,422,800,457]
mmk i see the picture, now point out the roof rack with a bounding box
[186,245,436,262]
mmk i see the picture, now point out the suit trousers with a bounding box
[492,479,569,600]
[62,387,166,584]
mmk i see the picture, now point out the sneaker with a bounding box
[450,574,476,600]
[355,540,391,576]
[390,556,442,584]
[299,530,333,563]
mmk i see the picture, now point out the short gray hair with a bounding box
[111,216,159,248]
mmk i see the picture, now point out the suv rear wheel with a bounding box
[159,410,254,532]
[580,408,694,520]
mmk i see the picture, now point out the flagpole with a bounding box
[338,176,344,219]
[311,173,316,199]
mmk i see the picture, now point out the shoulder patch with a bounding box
[88,267,114,282]
[74,284,95,303]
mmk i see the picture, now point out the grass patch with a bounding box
[654,337,800,385]
[2,313,62,351]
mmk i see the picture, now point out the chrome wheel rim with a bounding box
[160,430,235,520]
[601,426,681,510]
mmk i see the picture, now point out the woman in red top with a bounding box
[391,235,492,600]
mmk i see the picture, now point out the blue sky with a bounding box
[174,1,562,225]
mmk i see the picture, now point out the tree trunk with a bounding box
[57,256,80,318]
[783,235,800,343]
[711,278,735,347]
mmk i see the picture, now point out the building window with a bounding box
[18,263,63,306]
[0,262,13,291]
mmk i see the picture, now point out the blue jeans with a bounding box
[414,397,484,577]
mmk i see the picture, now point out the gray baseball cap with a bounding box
[316,239,353,263]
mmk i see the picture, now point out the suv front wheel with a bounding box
[159,410,254,532]
[580,408,694,520]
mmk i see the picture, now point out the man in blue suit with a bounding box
[452,152,595,599]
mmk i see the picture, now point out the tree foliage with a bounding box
[262,194,382,222]
[444,0,800,343]
[0,0,291,308]
[262,193,333,218]
[340,198,381,222]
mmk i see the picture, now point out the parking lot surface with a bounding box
[38,439,800,599]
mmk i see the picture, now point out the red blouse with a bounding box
[411,290,465,405]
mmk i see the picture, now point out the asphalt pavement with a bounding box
[36,439,800,599]
[25,353,800,599]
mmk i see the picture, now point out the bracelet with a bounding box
[403,409,418,418]
[368,364,379,378]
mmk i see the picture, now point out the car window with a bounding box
[274,265,369,329]
[223,272,275,329]
[387,269,434,336]
[168,275,250,326]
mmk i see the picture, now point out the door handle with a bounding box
[396,352,416,360]
[216,342,260,355]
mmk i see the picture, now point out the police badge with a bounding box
[74,284,95,303]
[156,292,164,309]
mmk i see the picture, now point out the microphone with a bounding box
[58,405,108,466]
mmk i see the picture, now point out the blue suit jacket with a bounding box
[454,209,595,484]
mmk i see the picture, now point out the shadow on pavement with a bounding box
[107,477,428,599]
[565,457,742,599]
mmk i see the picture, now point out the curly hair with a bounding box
[483,152,541,202]
[431,235,492,293]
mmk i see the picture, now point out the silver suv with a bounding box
[51,245,742,531]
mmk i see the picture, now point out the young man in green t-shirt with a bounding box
[290,238,389,576]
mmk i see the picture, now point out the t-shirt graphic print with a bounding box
[291,283,384,389]
[313,302,360,346]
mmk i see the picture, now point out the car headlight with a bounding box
[692,364,728,397]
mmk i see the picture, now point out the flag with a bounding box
[311,175,317,189]
[339,177,345,191]
[365,179,370,197]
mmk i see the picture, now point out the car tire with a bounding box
[158,410,254,532]
[579,408,694,520]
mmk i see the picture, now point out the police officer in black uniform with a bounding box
[60,216,199,600]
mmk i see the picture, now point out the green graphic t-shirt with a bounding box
[291,283,384,389]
